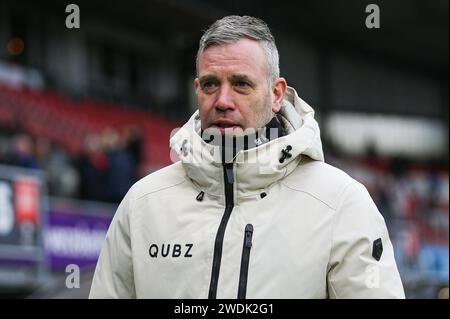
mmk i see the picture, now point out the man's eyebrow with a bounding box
[198,75,218,84]
[230,74,254,84]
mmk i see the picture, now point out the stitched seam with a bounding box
[327,181,359,298]
[134,179,187,201]
[281,182,337,211]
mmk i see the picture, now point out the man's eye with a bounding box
[235,81,251,89]
[202,82,217,89]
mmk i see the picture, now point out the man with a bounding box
[89,15,405,298]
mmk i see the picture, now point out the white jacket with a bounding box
[89,87,405,299]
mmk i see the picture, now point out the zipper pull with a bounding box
[244,224,253,248]
[196,191,204,201]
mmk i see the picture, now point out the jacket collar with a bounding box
[170,86,324,201]
[200,116,285,163]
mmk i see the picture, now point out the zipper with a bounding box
[238,224,253,299]
[208,162,234,299]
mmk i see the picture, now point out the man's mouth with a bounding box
[209,120,241,133]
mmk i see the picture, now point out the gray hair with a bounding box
[196,15,280,86]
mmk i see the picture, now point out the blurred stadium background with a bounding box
[0,0,448,298]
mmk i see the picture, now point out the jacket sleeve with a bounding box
[89,189,136,298]
[327,181,405,299]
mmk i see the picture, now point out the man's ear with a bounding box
[272,78,287,113]
[194,78,200,93]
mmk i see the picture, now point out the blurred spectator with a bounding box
[77,134,110,202]
[76,128,136,203]
[36,137,79,197]
[122,125,142,167]
[9,134,39,169]
[47,147,80,198]
[102,128,135,203]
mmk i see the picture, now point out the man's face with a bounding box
[195,39,280,136]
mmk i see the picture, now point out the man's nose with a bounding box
[214,86,235,111]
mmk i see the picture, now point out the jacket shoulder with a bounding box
[128,161,187,200]
[282,157,358,210]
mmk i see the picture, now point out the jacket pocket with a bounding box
[237,224,253,299]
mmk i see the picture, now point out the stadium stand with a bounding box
[0,84,178,170]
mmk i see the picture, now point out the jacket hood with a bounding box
[170,86,324,201]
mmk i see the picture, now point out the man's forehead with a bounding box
[198,39,268,76]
